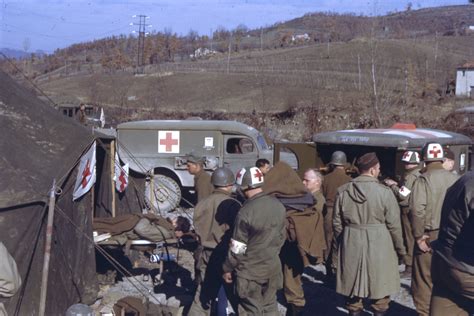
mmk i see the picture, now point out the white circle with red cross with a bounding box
[401,151,420,164]
[236,166,264,189]
[424,143,444,161]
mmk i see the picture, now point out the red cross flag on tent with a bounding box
[114,153,129,193]
[158,131,180,154]
[73,141,97,201]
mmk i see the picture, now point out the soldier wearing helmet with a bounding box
[384,150,422,277]
[410,143,459,316]
[222,166,286,315]
[189,167,241,315]
[322,151,352,276]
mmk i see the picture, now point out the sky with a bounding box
[0,0,469,53]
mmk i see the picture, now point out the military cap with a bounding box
[356,152,379,172]
[186,153,205,164]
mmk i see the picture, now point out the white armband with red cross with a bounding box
[399,186,411,198]
[230,238,247,255]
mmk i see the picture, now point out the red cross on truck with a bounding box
[158,131,180,153]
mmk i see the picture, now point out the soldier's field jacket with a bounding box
[390,167,421,209]
[433,172,474,275]
[334,175,406,299]
[194,169,213,203]
[322,167,352,208]
[264,162,326,265]
[193,188,241,249]
[410,162,458,239]
[223,192,286,281]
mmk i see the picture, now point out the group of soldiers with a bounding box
[182,142,473,316]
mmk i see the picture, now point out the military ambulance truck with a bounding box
[274,123,472,181]
[115,120,296,212]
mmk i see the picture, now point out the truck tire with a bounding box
[144,174,182,213]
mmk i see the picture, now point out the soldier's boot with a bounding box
[286,304,304,316]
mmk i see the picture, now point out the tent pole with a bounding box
[111,140,116,217]
[39,179,56,316]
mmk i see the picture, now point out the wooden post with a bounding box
[39,179,56,316]
[91,185,95,220]
[149,174,154,215]
[110,140,116,217]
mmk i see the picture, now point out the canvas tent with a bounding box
[0,69,100,315]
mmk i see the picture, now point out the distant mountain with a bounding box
[0,48,46,59]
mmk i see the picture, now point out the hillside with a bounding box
[2,5,474,141]
[35,34,474,140]
[272,5,474,40]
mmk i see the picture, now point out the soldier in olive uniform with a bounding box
[222,166,286,315]
[264,163,326,316]
[189,167,241,315]
[186,155,213,290]
[410,143,459,316]
[430,172,474,316]
[186,154,213,203]
[303,168,326,215]
[384,151,421,277]
[334,153,406,316]
[322,151,352,273]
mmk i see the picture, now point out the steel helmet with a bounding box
[211,167,235,187]
[235,166,264,191]
[401,151,420,164]
[329,151,347,166]
[422,143,444,162]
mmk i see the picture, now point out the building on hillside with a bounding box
[456,62,474,98]
[59,103,94,118]
[58,103,103,126]
[291,33,310,43]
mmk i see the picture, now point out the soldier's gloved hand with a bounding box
[222,272,233,284]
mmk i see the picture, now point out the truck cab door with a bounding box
[273,142,321,179]
[223,135,258,175]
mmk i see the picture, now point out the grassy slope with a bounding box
[38,35,474,140]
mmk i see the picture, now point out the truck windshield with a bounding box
[257,134,268,150]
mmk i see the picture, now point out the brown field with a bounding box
[35,33,474,141]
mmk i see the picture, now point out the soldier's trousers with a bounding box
[412,230,438,316]
[281,241,305,307]
[400,207,414,266]
[345,296,390,313]
[323,206,334,261]
[235,274,281,315]
[430,253,474,316]
[189,249,237,315]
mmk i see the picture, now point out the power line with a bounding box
[130,15,152,68]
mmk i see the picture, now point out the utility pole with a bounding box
[130,15,151,70]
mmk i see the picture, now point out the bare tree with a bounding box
[232,24,248,52]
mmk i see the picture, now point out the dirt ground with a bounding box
[92,209,417,316]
